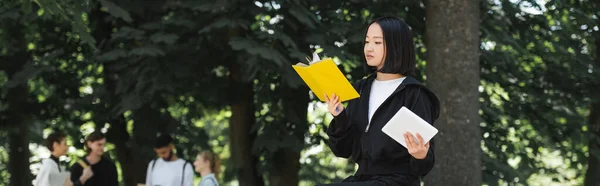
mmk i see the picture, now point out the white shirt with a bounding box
[34,157,70,186]
[368,77,406,124]
[145,158,194,186]
[198,173,219,186]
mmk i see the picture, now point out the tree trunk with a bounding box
[4,52,33,186]
[88,5,142,185]
[131,103,166,183]
[586,101,600,186]
[106,115,136,186]
[584,27,600,186]
[424,0,482,185]
[2,11,34,185]
[270,149,301,186]
[229,61,264,186]
[8,100,32,186]
[269,84,309,186]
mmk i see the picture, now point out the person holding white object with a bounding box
[34,131,71,186]
[320,16,440,186]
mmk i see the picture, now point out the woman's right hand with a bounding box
[325,93,344,116]
[80,167,94,183]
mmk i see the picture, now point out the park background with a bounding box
[0,0,599,186]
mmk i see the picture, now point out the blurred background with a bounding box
[0,0,598,186]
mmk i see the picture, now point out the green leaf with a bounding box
[112,26,145,40]
[99,0,133,23]
[273,30,297,49]
[199,18,233,33]
[150,32,179,45]
[287,6,317,29]
[129,45,165,56]
[97,49,127,61]
[0,9,20,20]
[163,19,196,29]
[199,18,249,34]
[140,22,161,30]
[229,37,288,66]
[3,62,46,89]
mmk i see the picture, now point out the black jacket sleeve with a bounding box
[408,87,436,177]
[326,81,363,159]
[326,109,357,158]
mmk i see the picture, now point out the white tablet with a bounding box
[381,106,438,149]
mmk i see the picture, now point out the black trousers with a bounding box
[316,174,420,186]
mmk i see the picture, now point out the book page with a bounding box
[295,62,308,67]
[309,52,321,65]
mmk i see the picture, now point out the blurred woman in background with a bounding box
[193,151,221,186]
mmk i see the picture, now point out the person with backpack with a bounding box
[145,134,193,186]
[193,151,220,186]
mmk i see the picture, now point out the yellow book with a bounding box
[292,54,360,102]
[77,160,88,168]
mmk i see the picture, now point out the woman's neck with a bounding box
[86,153,101,165]
[200,169,212,177]
[375,72,404,81]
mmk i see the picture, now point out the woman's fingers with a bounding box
[416,133,425,146]
[325,93,344,116]
[405,132,414,150]
[333,102,341,113]
[403,133,410,150]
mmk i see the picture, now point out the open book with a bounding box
[381,107,438,149]
[292,52,360,102]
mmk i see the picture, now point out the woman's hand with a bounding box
[64,177,73,186]
[325,93,344,116]
[404,132,430,159]
[80,167,94,184]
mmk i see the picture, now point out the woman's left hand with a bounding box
[404,132,429,159]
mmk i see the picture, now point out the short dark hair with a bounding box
[155,134,173,148]
[46,131,66,152]
[85,131,106,154]
[364,16,416,76]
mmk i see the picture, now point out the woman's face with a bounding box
[364,22,386,70]
[53,138,68,156]
[87,138,106,156]
[193,155,209,173]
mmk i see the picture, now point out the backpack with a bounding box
[150,158,191,186]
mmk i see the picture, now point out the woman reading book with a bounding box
[321,16,440,186]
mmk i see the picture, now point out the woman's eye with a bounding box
[375,42,382,44]
[364,41,369,44]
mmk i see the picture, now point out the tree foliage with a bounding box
[0,0,598,185]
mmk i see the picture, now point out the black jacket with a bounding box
[70,156,119,186]
[326,75,440,185]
